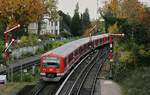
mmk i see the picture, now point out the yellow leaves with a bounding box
[108,23,120,33]
[0,0,44,27]
[104,0,149,22]
[110,0,119,16]
[121,0,148,23]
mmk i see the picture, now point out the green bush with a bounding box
[0,19,6,39]
[39,33,56,40]
[13,73,21,82]
[20,36,29,45]
[22,73,34,82]
[60,31,71,38]
[43,41,66,52]
[28,34,38,45]
[119,51,134,64]
[44,43,53,51]
[19,34,38,46]
[22,52,34,58]
[36,47,44,54]
[0,40,4,61]
[51,41,65,48]
[120,65,150,95]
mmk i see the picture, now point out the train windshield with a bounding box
[43,58,60,68]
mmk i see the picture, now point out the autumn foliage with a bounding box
[104,0,149,23]
[0,0,44,27]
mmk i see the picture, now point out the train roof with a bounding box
[41,34,109,57]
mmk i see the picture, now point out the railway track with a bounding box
[31,82,59,95]
[25,47,109,95]
[28,49,99,95]
[55,47,109,95]
[77,51,107,95]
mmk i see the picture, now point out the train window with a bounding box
[100,39,102,44]
[43,58,60,68]
[79,46,82,53]
[75,49,79,56]
[64,58,67,67]
[84,44,87,51]
[105,37,108,42]
[66,57,69,64]
[82,46,84,52]
[107,37,110,42]
[94,39,98,46]
[68,53,73,63]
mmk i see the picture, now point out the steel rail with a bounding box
[76,55,106,95]
[67,51,99,95]
[55,51,98,95]
[68,50,106,95]
[33,83,46,95]
[90,56,107,95]
[56,47,109,95]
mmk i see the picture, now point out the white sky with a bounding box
[57,0,150,20]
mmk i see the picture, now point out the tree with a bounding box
[0,0,44,28]
[44,0,59,20]
[0,0,44,39]
[121,0,147,23]
[101,0,150,66]
[37,0,58,35]
[82,8,91,29]
[71,3,82,36]
[0,19,7,40]
[0,40,4,63]
[108,23,120,33]
[100,0,149,35]
[58,11,72,29]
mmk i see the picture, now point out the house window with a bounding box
[51,21,53,26]
[55,30,57,35]
[51,30,53,34]
[55,22,58,26]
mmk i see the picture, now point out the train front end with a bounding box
[40,53,65,81]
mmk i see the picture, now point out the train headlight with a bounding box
[42,68,46,71]
[49,68,53,72]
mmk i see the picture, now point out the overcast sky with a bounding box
[57,0,150,19]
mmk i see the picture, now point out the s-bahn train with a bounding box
[40,34,110,81]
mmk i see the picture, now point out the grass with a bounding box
[0,67,39,95]
[118,64,150,95]
[0,82,34,95]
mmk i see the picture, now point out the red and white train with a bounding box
[40,34,110,81]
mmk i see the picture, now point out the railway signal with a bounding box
[4,24,20,82]
[4,24,20,64]
[108,33,124,79]
[108,33,124,61]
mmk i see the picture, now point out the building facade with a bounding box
[28,14,60,35]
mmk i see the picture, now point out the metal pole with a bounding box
[5,33,8,63]
[109,35,113,79]
[4,24,20,82]
[4,24,20,63]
